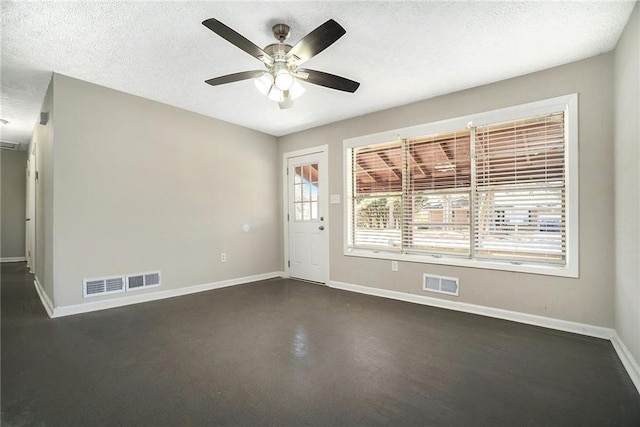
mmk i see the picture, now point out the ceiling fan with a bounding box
[202,18,360,109]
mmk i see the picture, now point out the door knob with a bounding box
[319,226,325,231]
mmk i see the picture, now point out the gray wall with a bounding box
[51,74,280,307]
[614,3,640,367]
[1,150,27,259]
[279,53,615,328]
[31,77,55,304]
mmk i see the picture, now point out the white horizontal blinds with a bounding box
[474,112,566,264]
[351,140,403,250]
[293,163,319,221]
[404,130,472,255]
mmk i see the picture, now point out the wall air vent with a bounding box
[126,271,161,292]
[83,275,125,298]
[0,141,20,151]
[423,273,459,296]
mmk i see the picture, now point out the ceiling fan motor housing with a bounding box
[264,43,292,58]
[264,43,295,77]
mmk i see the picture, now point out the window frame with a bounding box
[343,94,579,278]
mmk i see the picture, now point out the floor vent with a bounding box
[126,271,161,292]
[83,276,125,298]
[423,273,459,296]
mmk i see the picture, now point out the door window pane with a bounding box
[293,162,320,222]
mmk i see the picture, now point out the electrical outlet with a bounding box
[391,261,398,271]
[221,253,227,263]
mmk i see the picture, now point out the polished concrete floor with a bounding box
[2,262,639,426]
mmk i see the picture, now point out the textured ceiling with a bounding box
[0,1,636,149]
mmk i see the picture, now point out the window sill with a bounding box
[344,248,578,278]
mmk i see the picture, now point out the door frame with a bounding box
[26,149,36,272]
[282,145,329,283]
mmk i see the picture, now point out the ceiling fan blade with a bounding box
[297,69,360,93]
[205,70,265,86]
[286,19,346,65]
[202,19,272,63]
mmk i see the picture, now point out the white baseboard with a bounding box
[611,332,640,394]
[329,280,614,339]
[33,276,54,317]
[49,271,284,318]
[1,256,26,263]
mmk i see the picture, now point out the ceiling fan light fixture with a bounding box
[274,69,294,91]
[279,96,294,110]
[289,79,305,100]
[254,73,274,95]
[267,86,284,102]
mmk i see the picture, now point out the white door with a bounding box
[287,151,328,283]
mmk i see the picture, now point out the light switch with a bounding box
[330,194,341,204]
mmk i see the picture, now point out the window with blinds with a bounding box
[345,94,577,276]
[352,140,403,250]
[404,130,471,256]
[474,113,565,265]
